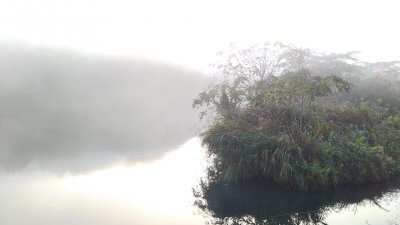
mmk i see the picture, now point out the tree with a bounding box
[193,42,351,122]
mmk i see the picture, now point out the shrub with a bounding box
[193,43,400,191]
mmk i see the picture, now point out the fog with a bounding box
[0,44,208,173]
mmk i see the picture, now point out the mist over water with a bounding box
[0,0,399,223]
[0,44,208,173]
[0,44,400,225]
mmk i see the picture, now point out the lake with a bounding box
[1,137,400,225]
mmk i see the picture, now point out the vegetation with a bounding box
[193,43,400,191]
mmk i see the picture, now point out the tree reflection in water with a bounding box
[193,177,400,225]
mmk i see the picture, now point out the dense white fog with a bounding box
[0,44,208,173]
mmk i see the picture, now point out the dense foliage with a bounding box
[193,43,400,191]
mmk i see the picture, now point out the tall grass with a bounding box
[201,100,400,191]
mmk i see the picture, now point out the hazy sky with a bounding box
[0,0,399,70]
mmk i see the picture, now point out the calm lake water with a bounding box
[1,137,400,225]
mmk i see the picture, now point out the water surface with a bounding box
[1,137,400,225]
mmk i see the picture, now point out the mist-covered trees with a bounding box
[193,43,400,191]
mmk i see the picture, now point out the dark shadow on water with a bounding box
[193,177,400,225]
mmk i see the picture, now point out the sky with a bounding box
[0,0,399,71]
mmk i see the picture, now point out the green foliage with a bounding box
[194,43,400,191]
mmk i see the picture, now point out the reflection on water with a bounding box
[194,173,400,225]
[1,137,400,225]
[0,138,206,225]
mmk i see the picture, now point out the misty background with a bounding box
[0,43,208,173]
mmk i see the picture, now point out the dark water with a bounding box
[194,177,400,225]
[1,138,400,225]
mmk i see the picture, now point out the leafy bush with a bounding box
[194,43,400,191]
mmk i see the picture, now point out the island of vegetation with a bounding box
[193,43,400,191]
